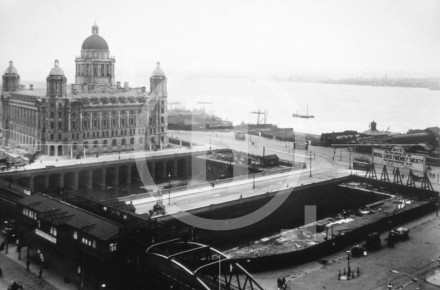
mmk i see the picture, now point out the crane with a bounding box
[251,109,267,125]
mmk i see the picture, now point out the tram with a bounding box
[352,157,372,171]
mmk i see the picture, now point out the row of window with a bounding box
[50,226,57,237]
[73,230,117,252]
[23,208,37,220]
[49,111,63,118]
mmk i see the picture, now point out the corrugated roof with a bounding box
[18,194,120,241]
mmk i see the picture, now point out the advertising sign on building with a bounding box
[35,229,57,244]
[373,145,425,172]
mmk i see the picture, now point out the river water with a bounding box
[167,78,440,135]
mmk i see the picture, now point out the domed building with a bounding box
[74,23,115,92]
[1,24,168,157]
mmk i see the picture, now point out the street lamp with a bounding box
[209,133,212,150]
[348,147,352,169]
[168,172,171,205]
[346,250,351,277]
[253,173,255,190]
[309,151,312,177]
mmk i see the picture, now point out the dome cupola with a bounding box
[47,59,67,98]
[49,59,65,76]
[81,23,109,51]
[152,62,165,77]
[75,23,115,90]
[150,62,167,97]
[2,61,20,92]
[5,61,18,74]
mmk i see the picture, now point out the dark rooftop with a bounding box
[18,194,121,241]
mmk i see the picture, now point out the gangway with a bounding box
[141,239,265,290]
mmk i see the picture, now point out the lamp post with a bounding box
[168,172,171,205]
[253,173,255,190]
[349,147,352,169]
[292,128,295,165]
[346,250,351,277]
[209,133,212,150]
[309,151,312,177]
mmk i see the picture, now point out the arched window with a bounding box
[121,139,126,146]
[83,141,89,149]
[130,137,134,145]
[93,140,98,148]
[112,139,117,147]
[103,140,108,148]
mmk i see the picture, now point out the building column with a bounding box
[101,168,106,189]
[59,173,64,189]
[185,157,192,179]
[86,171,92,189]
[125,165,132,184]
[162,161,167,178]
[113,166,119,185]
[44,175,49,189]
[72,172,79,190]
[151,162,156,180]
[28,177,34,191]
[173,159,178,178]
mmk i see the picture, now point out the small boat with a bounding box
[292,105,315,119]
[292,113,314,119]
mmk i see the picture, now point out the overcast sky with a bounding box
[1,0,439,85]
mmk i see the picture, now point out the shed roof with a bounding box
[18,194,121,241]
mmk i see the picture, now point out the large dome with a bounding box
[82,34,109,50]
[81,23,109,50]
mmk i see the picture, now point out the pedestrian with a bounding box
[26,259,30,271]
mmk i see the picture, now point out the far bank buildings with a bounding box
[1,23,168,157]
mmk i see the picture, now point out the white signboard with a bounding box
[35,229,57,244]
[373,145,425,172]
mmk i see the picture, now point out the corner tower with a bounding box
[2,61,20,92]
[74,23,115,93]
[149,62,167,97]
[148,62,168,149]
[46,60,67,98]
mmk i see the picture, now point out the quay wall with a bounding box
[154,177,389,248]
[231,200,435,272]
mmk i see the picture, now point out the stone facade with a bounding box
[1,24,168,157]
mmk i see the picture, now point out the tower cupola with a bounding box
[2,61,20,92]
[46,59,67,97]
[149,62,167,97]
